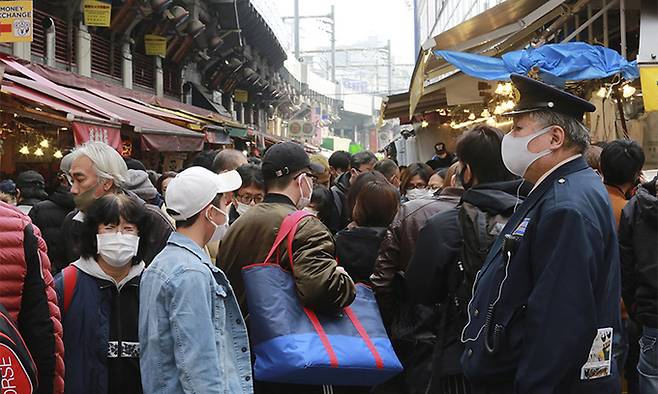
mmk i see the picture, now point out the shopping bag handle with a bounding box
[263,210,313,267]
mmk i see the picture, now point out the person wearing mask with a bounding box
[212,148,248,173]
[55,194,149,394]
[461,75,620,393]
[372,161,465,327]
[30,153,76,273]
[620,175,658,394]
[429,142,457,169]
[329,151,378,233]
[404,126,519,393]
[0,202,65,394]
[374,158,401,188]
[335,174,399,283]
[399,162,433,202]
[328,150,351,185]
[15,170,49,215]
[217,142,356,394]
[428,168,448,193]
[61,141,173,266]
[139,166,252,393]
[230,164,265,224]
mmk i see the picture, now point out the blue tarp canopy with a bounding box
[434,42,639,82]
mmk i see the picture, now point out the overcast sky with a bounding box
[277,0,415,65]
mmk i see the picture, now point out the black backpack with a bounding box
[0,303,38,393]
[451,201,510,317]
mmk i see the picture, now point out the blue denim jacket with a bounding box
[139,232,253,394]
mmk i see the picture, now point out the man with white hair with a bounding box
[61,141,173,266]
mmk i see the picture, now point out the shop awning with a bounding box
[227,127,249,138]
[1,79,109,124]
[388,0,570,119]
[205,126,232,144]
[72,122,122,151]
[69,89,204,152]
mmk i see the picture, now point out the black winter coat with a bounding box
[401,181,523,391]
[620,178,658,328]
[29,187,75,273]
[335,226,387,283]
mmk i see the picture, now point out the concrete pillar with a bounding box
[12,42,30,61]
[236,103,244,123]
[155,57,164,97]
[45,24,56,67]
[122,42,133,89]
[76,24,91,77]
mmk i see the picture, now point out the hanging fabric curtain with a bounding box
[434,42,639,82]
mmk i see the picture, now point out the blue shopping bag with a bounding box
[241,211,402,386]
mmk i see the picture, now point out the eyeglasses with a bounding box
[236,193,264,204]
[406,184,428,190]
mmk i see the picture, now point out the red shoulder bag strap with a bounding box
[62,265,78,314]
[262,210,313,265]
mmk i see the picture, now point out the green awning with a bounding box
[349,143,363,154]
[228,127,249,138]
[321,138,335,151]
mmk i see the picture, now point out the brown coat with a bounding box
[217,193,356,316]
[371,187,463,324]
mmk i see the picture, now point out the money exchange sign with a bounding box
[0,1,32,43]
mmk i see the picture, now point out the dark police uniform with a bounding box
[460,75,622,394]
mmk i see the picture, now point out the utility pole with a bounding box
[294,0,300,60]
[387,39,392,95]
[330,5,336,82]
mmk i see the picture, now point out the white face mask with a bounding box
[501,126,554,177]
[296,175,313,210]
[206,206,229,242]
[235,201,252,216]
[96,232,140,267]
[406,188,433,201]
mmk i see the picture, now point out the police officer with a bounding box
[460,74,621,393]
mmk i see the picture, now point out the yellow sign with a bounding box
[409,50,429,118]
[640,66,658,112]
[144,35,167,56]
[0,1,33,43]
[234,89,248,103]
[83,0,111,27]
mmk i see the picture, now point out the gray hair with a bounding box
[212,149,248,173]
[526,110,590,153]
[71,141,128,188]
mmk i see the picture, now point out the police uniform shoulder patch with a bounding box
[512,218,531,236]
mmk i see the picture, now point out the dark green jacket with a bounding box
[218,193,356,316]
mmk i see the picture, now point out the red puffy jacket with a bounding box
[0,202,65,394]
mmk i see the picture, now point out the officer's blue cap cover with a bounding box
[504,74,596,120]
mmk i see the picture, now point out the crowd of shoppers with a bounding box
[0,73,655,394]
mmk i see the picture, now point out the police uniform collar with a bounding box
[504,74,596,120]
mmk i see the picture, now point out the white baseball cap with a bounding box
[165,166,242,221]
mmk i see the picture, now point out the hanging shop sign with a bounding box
[83,0,112,27]
[234,89,249,103]
[0,1,33,43]
[640,65,658,112]
[144,35,167,56]
[73,122,122,151]
[302,121,315,137]
[288,120,302,136]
